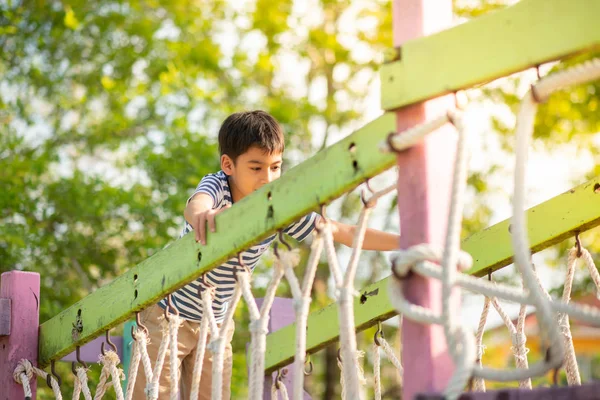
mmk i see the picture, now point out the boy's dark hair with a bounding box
[218,110,285,162]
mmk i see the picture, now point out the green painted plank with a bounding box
[380,0,600,111]
[38,113,397,367]
[264,178,600,373]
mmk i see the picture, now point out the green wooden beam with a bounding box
[37,113,397,367]
[264,178,600,373]
[380,0,600,111]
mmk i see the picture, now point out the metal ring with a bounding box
[303,355,313,376]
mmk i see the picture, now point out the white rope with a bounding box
[559,248,581,385]
[384,114,451,153]
[532,58,600,102]
[281,231,324,400]
[323,183,396,400]
[396,257,600,324]
[124,329,144,400]
[165,314,182,400]
[337,349,367,400]
[489,297,531,389]
[145,318,171,400]
[373,342,382,400]
[205,274,243,400]
[511,80,565,377]
[473,297,490,392]
[93,351,124,400]
[580,246,600,298]
[271,375,289,400]
[241,248,291,400]
[190,288,213,400]
[74,366,93,400]
[379,336,403,376]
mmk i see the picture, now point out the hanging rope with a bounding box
[280,229,324,400]
[557,247,581,385]
[372,322,403,400]
[321,183,396,400]
[337,349,367,400]
[472,297,490,392]
[189,287,214,400]
[373,341,382,400]
[74,366,93,400]
[124,327,145,400]
[203,273,243,400]
[93,350,125,400]
[240,247,293,400]
[271,370,290,400]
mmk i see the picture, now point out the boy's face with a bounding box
[221,146,283,200]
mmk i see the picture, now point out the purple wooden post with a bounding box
[392,0,456,398]
[257,297,311,400]
[0,271,40,400]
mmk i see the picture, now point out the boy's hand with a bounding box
[190,205,231,245]
[184,193,231,245]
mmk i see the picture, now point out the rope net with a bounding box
[386,57,600,399]
[13,58,600,400]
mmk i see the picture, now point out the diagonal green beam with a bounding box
[264,178,600,373]
[37,114,397,367]
[380,0,600,111]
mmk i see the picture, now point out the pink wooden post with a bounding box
[0,271,40,400]
[392,0,456,398]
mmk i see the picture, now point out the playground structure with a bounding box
[2,0,600,398]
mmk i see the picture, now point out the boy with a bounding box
[133,110,400,399]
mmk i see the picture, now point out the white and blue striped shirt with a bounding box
[160,170,317,322]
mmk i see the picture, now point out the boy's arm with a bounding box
[329,219,400,251]
[184,193,230,244]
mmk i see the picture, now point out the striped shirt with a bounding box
[160,170,317,322]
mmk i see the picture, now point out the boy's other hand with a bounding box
[191,205,231,245]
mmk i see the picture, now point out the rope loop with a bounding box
[13,359,34,384]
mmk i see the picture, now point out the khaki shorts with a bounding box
[131,304,235,399]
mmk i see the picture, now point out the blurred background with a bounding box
[1,0,600,398]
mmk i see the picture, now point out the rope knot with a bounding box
[208,337,224,353]
[13,359,34,384]
[511,332,527,348]
[249,320,269,335]
[391,244,473,279]
[293,297,311,315]
[277,248,301,269]
[99,349,121,366]
[145,382,159,398]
